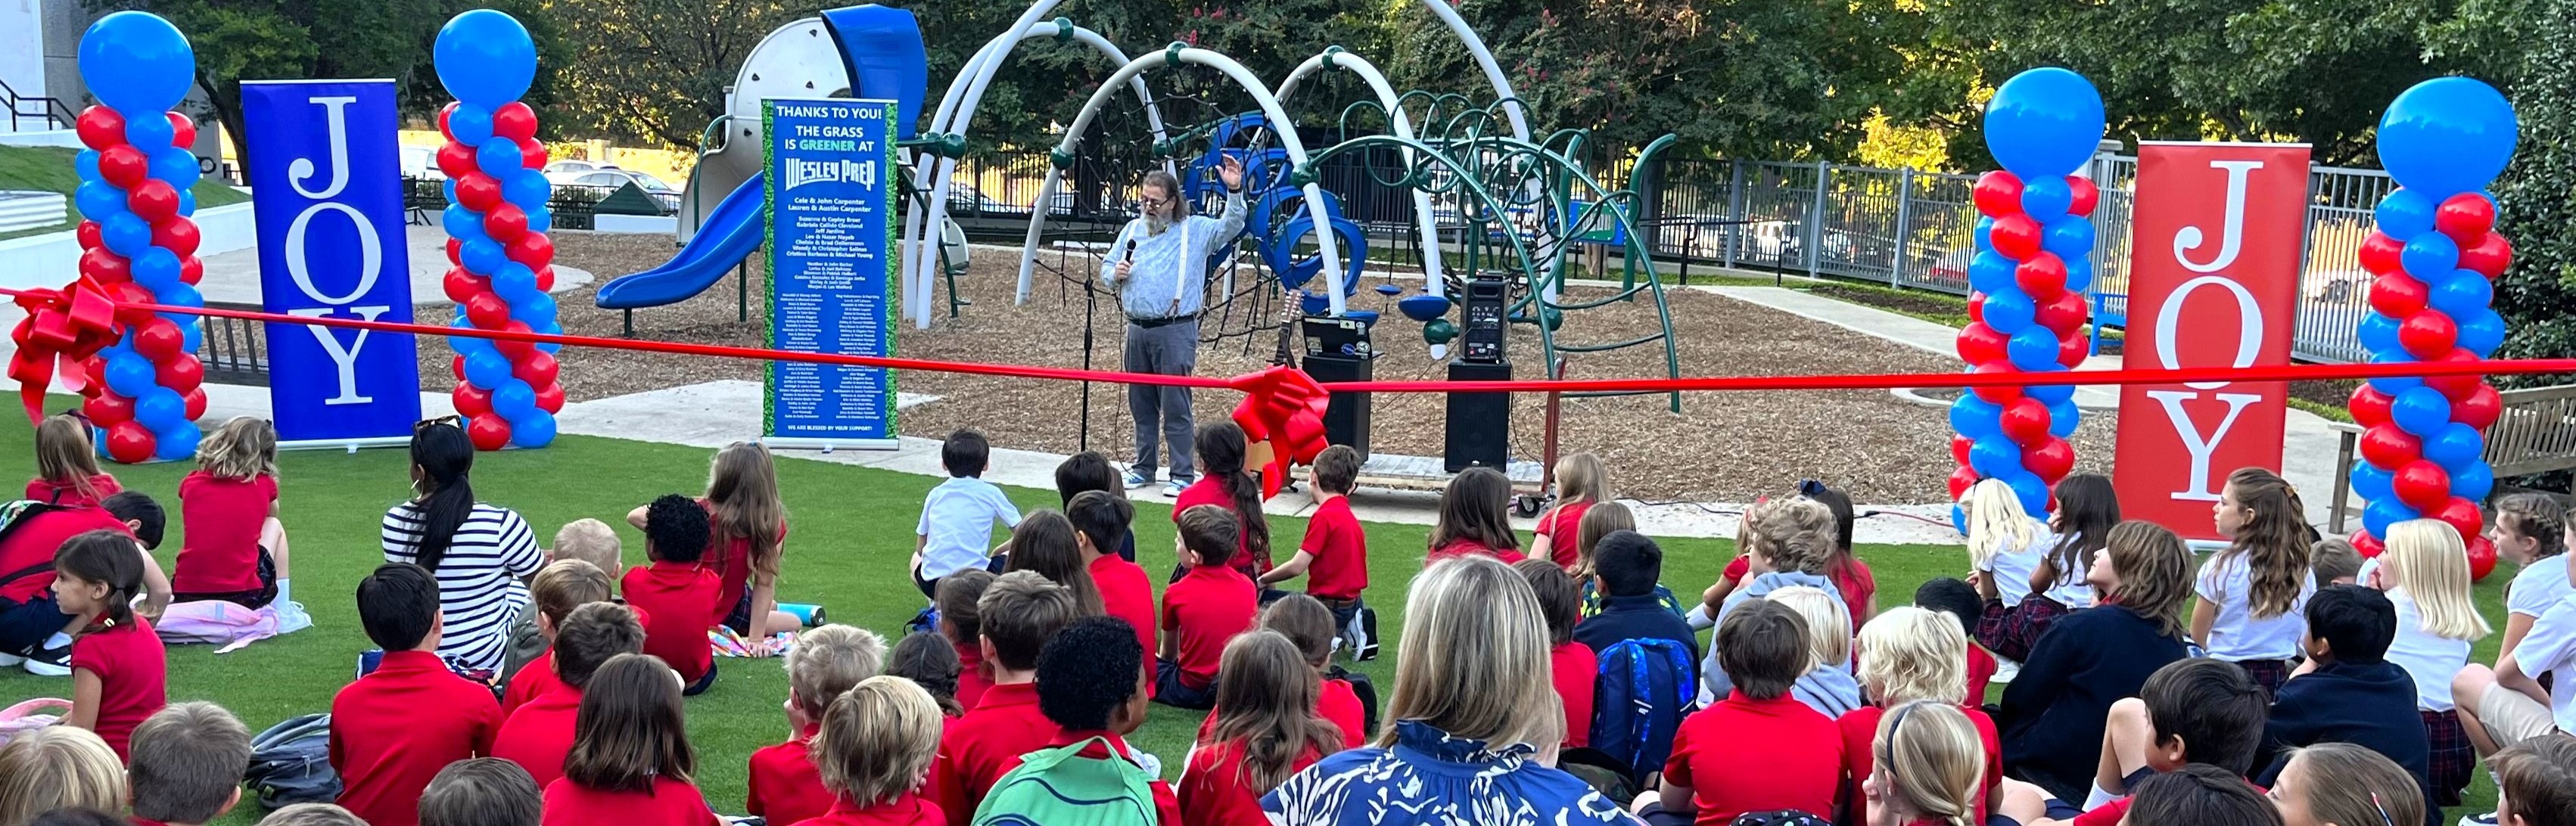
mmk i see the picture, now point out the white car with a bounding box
[543,160,619,176]
[552,169,682,211]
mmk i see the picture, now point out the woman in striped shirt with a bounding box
[381,419,543,675]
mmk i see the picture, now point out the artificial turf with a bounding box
[0,411,2517,824]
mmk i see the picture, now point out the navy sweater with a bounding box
[1574,593,1702,664]
[2256,660,2439,826]
[1997,604,2190,803]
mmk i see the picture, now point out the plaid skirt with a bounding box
[2424,708,2472,806]
[1975,595,2073,663]
[2235,658,2292,698]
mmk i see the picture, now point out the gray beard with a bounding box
[1146,213,1175,235]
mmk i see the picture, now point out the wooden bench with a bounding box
[2328,384,2576,532]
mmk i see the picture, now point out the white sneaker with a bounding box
[2461,812,2500,826]
[22,645,70,676]
[272,600,313,635]
[1122,469,1151,490]
[1161,479,1190,498]
[1991,660,2022,683]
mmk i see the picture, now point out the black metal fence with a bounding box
[400,178,627,231]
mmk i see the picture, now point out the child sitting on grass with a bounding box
[1841,606,2001,824]
[1159,505,1258,709]
[1859,701,1986,826]
[2254,585,2434,823]
[28,411,120,507]
[538,653,717,826]
[494,602,646,791]
[1259,445,1370,654]
[2266,743,2426,826]
[128,701,254,826]
[2123,765,2283,826]
[1571,529,1700,670]
[929,571,1080,824]
[333,563,504,826]
[748,624,888,826]
[1997,521,2197,805]
[2371,519,2490,806]
[1530,452,1608,570]
[1056,451,1135,561]
[0,726,125,824]
[1256,593,1367,747]
[2312,537,2363,586]
[2004,658,2268,826]
[1767,585,1860,717]
[503,518,624,685]
[915,430,1022,598]
[1638,598,1843,824]
[2491,735,2576,826]
[1695,497,1839,703]
[1180,630,1341,826]
[621,494,721,695]
[1425,467,1525,565]
[888,630,966,718]
[503,559,616,716]
[173,417,294,619]
[1171,421,1274,577]
[988,615,1182,824]
[1516,557,1596,749]
[418,758,543,826]
[54,528,164,759]
[1069,490,1155,675]
[804,675,950,824]
[1913,577,1999,706]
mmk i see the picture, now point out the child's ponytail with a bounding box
[1196,422,1271,568]
[2223,467,2313,619]
[54,529,142,632]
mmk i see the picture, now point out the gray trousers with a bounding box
[1125,318,1199,483]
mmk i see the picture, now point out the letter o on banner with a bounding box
[2154,275,2264,390]
[285,200,382,305]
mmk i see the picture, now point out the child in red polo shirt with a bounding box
[1514,559,1596,749]
[1913,578,2001,706]
[1840,607,2002,824]
[1258,595,1366,747]
[1180,631,1339,826]
[1528,452,1607,570]
[127,702,253,826]
[172,418,293,614]
[1637,599,1842,826]
[621,495,723,696]
[1157,506,1258,710]
[27,412,120,508]
[932,571,995,710]
[538,653,719,826]
[926,571,1081,826]
[332,563,505,826]
[504,559,618,716]
[888,631,967,719]
[1425,467,1526,565]
[983,616,1182,824]
[1258,446,1370,656]
[495,602,645,790]
[748,624,887,826]
[1169,422,1274,577]
[796,675,950,826]
[418,758,543,826]
[53,529,163,759]
[1068,491,1156,686]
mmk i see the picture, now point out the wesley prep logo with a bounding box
[2113,142,2310,539]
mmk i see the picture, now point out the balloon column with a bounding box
[68,12,210,463]
[1948,68,2105,525]
[2346,77,2518,579]
[433,10,563,450]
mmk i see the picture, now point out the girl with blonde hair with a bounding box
[2374,519,2490,806]
[27,411,120,507]
[1531,452,1610,570]
[1958,479,2048,609]
[807,675,945,824]
[1864,701,1986,826]
[174,417,297,616]
[1259,555,1638,824]
[0,725,126,825]
[1768,585,1861,717]
[1846,607,2003,824]
[1694,497,1843,703]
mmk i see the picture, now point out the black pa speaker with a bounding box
[1302,352,1372,459]
[1444,360,1510,472]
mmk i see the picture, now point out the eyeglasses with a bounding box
[415,415,462,433]
[1139,194,1172,209]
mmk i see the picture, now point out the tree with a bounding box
[2490,0,2576,384]
[547,0,805,151]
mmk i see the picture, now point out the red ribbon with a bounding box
[1228,365,1332,498]
[8,279,126,424]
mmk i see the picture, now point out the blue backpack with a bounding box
[1587,637,1697,778]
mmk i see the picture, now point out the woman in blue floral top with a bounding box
[1262,554,1644,825]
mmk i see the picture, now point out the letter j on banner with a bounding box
[2112,142,2310,539]
[241,80,422,446]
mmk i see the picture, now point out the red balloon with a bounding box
[166,113,196,149]
[2457,232,2512,278]
[446,238,464,267]
[2359,424,2422,468]
[2000,397,2052,447]
[1971,362,2025,404]
[82,390,134,424]
[127,179,179,223]
[2425,348,2484,400]
[534,384,565,414]
[1948,466,1980,501]
[495,321,536,359]
[1950,435,1974,467]
[2057,334,2087,368]
[453,385,493,417]
[519,138,547,171]
[82,356,107,391]
[467,414,512,451]
[506,233,554,269]
[2353,532,2385,559]
[1990,214,2043,259]
[81,248,131,283]
[514,352,559,387]
[437,101,459,141]
[483,203,529,243]
[493,102,539,141]
[450,356,467,382]
[98,144,149,189]
[132,318,184,360]
[437,141,478,179]
[2349,385,2394,427]
[2392,460,2453,511]
[76,220,101,250]
[444,268,486,303]
[2433,496,2484,543]
[2455,384,2503,430]
[110,283,156,326]
[2399,311,2458,360]
[2435,193,2496,246]
[104,421,154,464]
[2467,536,2499,582]
[456,173,503,213]
[1973,171,2024,218]
[157,352,204,393]
[179,255,201,285]
[1957,322,2008,365]
[2015,253,2068,300]
[2035,291,2088,337]
[151,219,200,259]
[534,266,556,292]
[2066,176,2099,217]
[2369,274,2427,318]
[76,106,126,151]
[1966,294,1986,324]
[465,293,511,329]
[2357,231,2405,276]
[181,387,205,421]
[2024,438,2076,483]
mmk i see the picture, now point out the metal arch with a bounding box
[1019,47,1350,315]
[1272,47,1448,298]
[1410,0,1529,142]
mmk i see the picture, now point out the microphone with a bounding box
[1122,238,1138,262]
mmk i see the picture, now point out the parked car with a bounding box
[550,169,681,211]
[543,160,618,175]
[2305,269,2370,306]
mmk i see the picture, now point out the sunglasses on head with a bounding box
[415,415,462,433]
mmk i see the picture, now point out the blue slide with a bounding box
[593,172,767,309]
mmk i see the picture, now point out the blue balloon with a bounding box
[75,180,129,222]
[2363,498,2419,540]
[463,350,514,389]
[2042,216,2094,258]
[2359,312,2401,355]
[157,281,201,309]
[78,11,196,113]
[508,411,555,448]
[75,151,101,180]
[2374,188,2437,238]
[101,213,151,256]
[1951,396,2002,439]
[123,113,173,152]
[2350,461,2393,502]
[2008,471,2051,516]
[1983,289,2037,334]
[2400,232,2461,279]
[1968,252,2015,294]
[448,103,496,146]
[129,247,181,291]
[524,205,552,234]
[179,321,200,354]
[2367,352,2425,393]
[2391,386,2453,436]
[1970,436,2024,477]
[448,321,496,356]
[2021,176,2074,222]
[2425,422,2484,469]
[1951,504,1969,536]
[133,388,184,430]
[504,169,552,209]
[2450,464,2496,500]
[104,351,157,397]
[176,189,194,217]
[441,178,458,205]
[2008,328,2060,371]
[534,321,562,353]
[491,262,541,304]
[2063,257,2094,294]
[2429,270,2494,317]
[493,379,537,420]
[511,293,558,326]
[1974,217,1995,253]
[476,137,524,179]
[2458,309,2506,357]
[151,148,199,189]
[460,238,506,276]
[2047,399,2081,437]
[152,421,199,461]
[2376,76,2518,198]
[2027,381,2075,405]
[435,10,539,107]
[1983,67,2108,179]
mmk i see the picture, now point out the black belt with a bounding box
[1128,314,1199,329]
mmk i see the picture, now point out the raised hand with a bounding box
[1218,155,1245,190]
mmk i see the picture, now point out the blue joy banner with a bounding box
[763,97,898,447]
[241,80,422,445]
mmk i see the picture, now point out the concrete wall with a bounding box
[0,0,51,132]
[39,0,94,113]
[0,200,257,290]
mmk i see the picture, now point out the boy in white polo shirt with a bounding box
[2454,529,2576,757]
[912,430,1022,598]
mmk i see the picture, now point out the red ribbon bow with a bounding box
[1228,365,1333,498]
[9,278,128,424]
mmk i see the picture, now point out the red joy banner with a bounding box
[2114,142,2313,540]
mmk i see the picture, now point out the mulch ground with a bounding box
[424,231,2122,502]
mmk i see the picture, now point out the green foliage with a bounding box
[547,0,804,151]
[2490,0,2576,384]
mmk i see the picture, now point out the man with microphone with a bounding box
[1103,155,1246,495]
